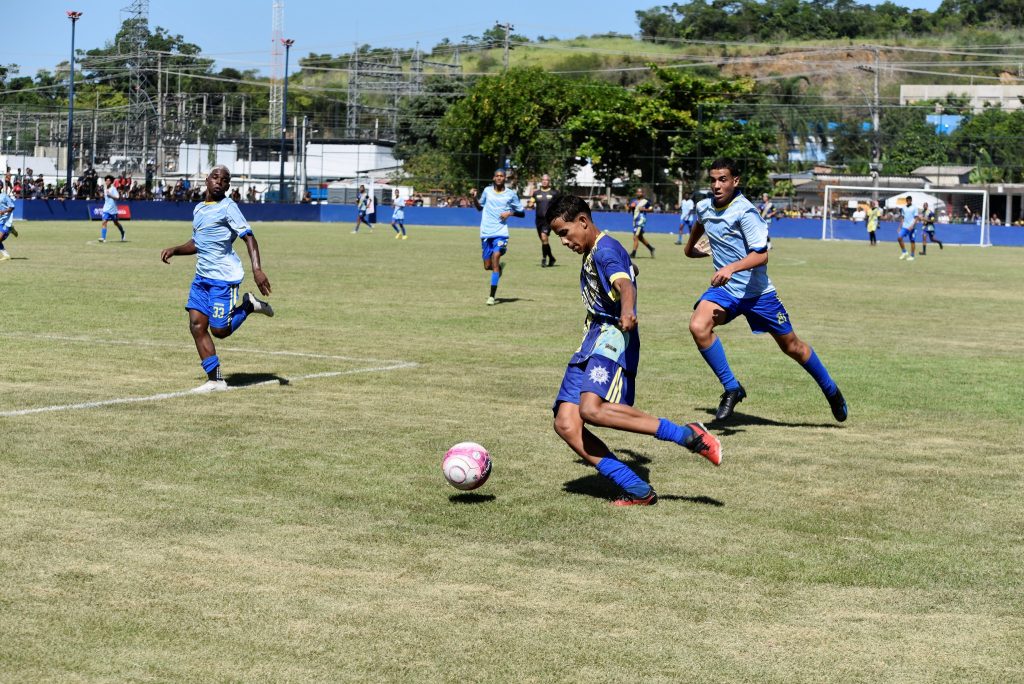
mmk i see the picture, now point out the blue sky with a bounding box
[9,0,944,77]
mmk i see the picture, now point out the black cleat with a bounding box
[547,255,555,267]
[937,240,943,250]
[827,387,848,422]
[541,258,548,267]
[715,385,746,421]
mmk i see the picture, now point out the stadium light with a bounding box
[66,10,82,199]
[278,38,294,203]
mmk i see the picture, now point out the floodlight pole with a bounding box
[278,38,294,203]
[66,11,82,198]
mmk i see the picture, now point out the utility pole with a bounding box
[156,52,163,174]
[495,21,514,73]
[65,11,82,197]
[279,38,294,203]
[858,46,882,200]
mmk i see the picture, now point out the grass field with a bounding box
[1,220,1022,682]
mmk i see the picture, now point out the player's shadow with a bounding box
[562,449,723,506]
[495,297,531,305]
[448,492,496,504]
[7,256,29,260]
[225,372,290,387]
[704,409,841,435]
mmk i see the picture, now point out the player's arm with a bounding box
[611,276,637,332]
[710,210,769,286]
[684,221,710,258]
[160,239,197,263]
[500,195,525,221]
[711,250,767,287]
[240,233,272,296]
[470,188,482,211]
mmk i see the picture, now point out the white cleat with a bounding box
[98,238,106,243]
[0,252,10,261]
[241,292,274,317]
[486,296,496,306]
[907,256,915,261]
[192,379,229,393]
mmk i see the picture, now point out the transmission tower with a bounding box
[269,1,284,136]
[119,0,155,173]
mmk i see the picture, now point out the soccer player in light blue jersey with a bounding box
[676,193,697,245]
[897,195,920,261]
[471,169,525,306]
[547,194,721,507]
[684,158,846,423]
[0,188,17,261]
[160,166,275,393]
[390,188,408,239]
[99,175,126,243]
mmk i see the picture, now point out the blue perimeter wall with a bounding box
[16,199,1024,247]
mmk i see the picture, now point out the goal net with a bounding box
[821,185,990,246]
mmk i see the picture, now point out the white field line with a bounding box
[0,332,419,417]
[0,363,418,417]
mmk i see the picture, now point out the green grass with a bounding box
[1,220,1022,682]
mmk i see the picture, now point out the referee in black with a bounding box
[532,173,559,267]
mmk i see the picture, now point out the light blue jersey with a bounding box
[696,193,773,300]
[192,198,253,283]
[478,186,523,239]
[901,205,919,229]
[102,186,120,214]
[0,192,14,228]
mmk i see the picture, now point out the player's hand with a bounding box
[710,267,734,287]
[469,188,478,198]
[499,211,512,221]
[160,248,174,263]
[253,268,272,296]
[619,312,637,332]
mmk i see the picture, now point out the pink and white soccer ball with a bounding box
[442,442,492,491]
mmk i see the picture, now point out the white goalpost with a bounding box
[821,185,990,246]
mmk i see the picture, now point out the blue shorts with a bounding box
[633,221,646,236]
[186,275,240,329]
[681,215,696,230]
[697,288,793,336]
[481,236,508,261]
[554,355,635,412]
[102,212,116,222]
[898,226,917,241]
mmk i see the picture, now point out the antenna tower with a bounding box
[269,0,284,135]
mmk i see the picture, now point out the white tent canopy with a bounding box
[884,191,946,211]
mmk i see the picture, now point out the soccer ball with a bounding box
[442,442,492,491]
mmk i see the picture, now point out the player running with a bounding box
[897,195,920,261]
[546,194,721,507]
[99,175,126,243]
[919,202,943,255]
[0,187,17,261]
[471,169,524,306]
[683,158,847,423]
[160,165,275,393]
[532,174,558,267]
[676,192,697,245]
[391,189,408,239]
[352,185,372,233]
[629,187,655,258]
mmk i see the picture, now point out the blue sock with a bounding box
[490,271,500,287]
[392,223,400,233]
[699,338,740,391]
[101,227,107,240]
[802,348,838,397]
[655,418,694,446]
[596,455,652,497]
[229,308,248,334]
[201,354,221,381]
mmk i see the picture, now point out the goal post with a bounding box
[821,185,990,246]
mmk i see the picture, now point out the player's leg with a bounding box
[690,296,745,419]
[576,356,720,465]
[542,229,554,266]
[186,298,227,392]
[537,226,547,266]
[631,230,639,258]
[113,219,125,240]
[762,300,846,422]
[0,230,9,259]
[934,231,943,249]
[897,230,908,258]
[640,231,655,257]
[100,218,108,242]
[392,219,401,235]
[908,231,916,259]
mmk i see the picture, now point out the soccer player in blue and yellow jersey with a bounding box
[628,187,656,258]
[897,195,920,261]
[919,201,943,255]
[0,187,17,261]
[160,166,275,393]
[547,194,721,507]
[684,158,846,423]
[99,175,126,243]
[866,199,882,246]
[352,184,372,233]
[471,169,524,306]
